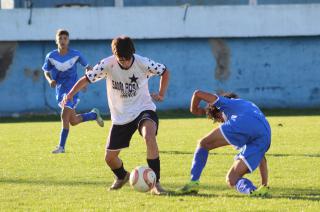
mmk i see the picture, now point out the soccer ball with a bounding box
[129,166,156,192]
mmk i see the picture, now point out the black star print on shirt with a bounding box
[129,74,138,83]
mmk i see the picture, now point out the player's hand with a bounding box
[49,80,56,88]
[151,93,164,102]
[62,93,73,107]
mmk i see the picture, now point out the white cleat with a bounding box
[52,146,65,154]
[91,108,104,127]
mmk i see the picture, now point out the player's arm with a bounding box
[259,156,268,186]
[42,53,56,88]
[190,90,218,115]
[152,69,170,101]
[44,71,56,88]
[78,51,92,73]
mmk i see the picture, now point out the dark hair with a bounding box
[220,92,238,99]
[111,36,135,59]
[56,29,69,37]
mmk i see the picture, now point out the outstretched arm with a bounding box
[190,90,218,115]
[62,76,89,106]
[151,69,170,101]
[259,156,268,186]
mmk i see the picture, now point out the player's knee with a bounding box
[69,120,76,126]
[105,154,115,165]
[225,174,238,188]
[198,138,210,150]
[142,130,156,144]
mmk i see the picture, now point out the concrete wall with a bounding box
[1,37,320,115]
[1,4,320,114]
[1,5,320,41]
[12,0,320,8]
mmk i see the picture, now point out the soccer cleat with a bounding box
[175,181,200,195]
[52,146,65,154]
[150,182,167,195]
[250,185,270,197]
[109,172,130,190]
[91,108,104,127]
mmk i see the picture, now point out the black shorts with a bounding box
[106,110,159,150]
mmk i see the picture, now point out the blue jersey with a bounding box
[214,96,271,172]
[42,49,88,105]
[213,95,266,122]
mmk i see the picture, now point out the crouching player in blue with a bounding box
[176,90,271,196]
[42,29,104,154]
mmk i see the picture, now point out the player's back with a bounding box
[215,96,265,120]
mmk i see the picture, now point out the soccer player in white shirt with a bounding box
[62,36,170,195]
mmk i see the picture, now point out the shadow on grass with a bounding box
[1,178,319,201]
[1,108,320,123]
[0,178,110,187]
[166,184,320,201]
[160,151,320,158]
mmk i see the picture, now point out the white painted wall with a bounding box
[0,4,319,41]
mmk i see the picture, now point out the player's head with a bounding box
[206,92,239,123]
[55,29,69,50]
[111,36,135,69]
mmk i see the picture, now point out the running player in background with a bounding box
[42,29,104,154]
[176,90,271,196]
[62,36,170,195]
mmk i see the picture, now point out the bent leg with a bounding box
[226,159,256,194]
[105,150,128,180]
[191,127,229,181]
[140,120,161,182]
[69,109,83,126]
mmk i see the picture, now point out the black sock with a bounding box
[147,157,160,182]
[111,163,127,180]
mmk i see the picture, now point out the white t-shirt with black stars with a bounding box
[86,54,166,125]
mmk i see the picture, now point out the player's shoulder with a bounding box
[68,48,82,56]
[100,55,116,65]
[45,49,58,58]
[134,54,148,63]
[134,54,151,68]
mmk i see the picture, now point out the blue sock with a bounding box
[80,111,97,122]
[235,178,257,195]
[190,147,209,181]
[59,128,69,148]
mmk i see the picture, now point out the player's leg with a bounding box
[105,123,136,190]
[52,106,72,153]
[138,111,164,195]
[229,136,270,195]
[69,109,83,126]
[226,159,257,194]
[191,127,229,181]
[176,127,229,194]
[105,149,130,190]
[250,156,270,197]
[69,108,104,127]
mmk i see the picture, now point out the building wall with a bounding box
[12,0,320,8]
[1,37,319,114]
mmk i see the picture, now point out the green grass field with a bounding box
[1,111,320,211]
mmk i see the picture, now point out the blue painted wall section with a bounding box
[1,37,320,114]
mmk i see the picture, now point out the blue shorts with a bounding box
[57,93,80,110]
[220,115,271,172]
